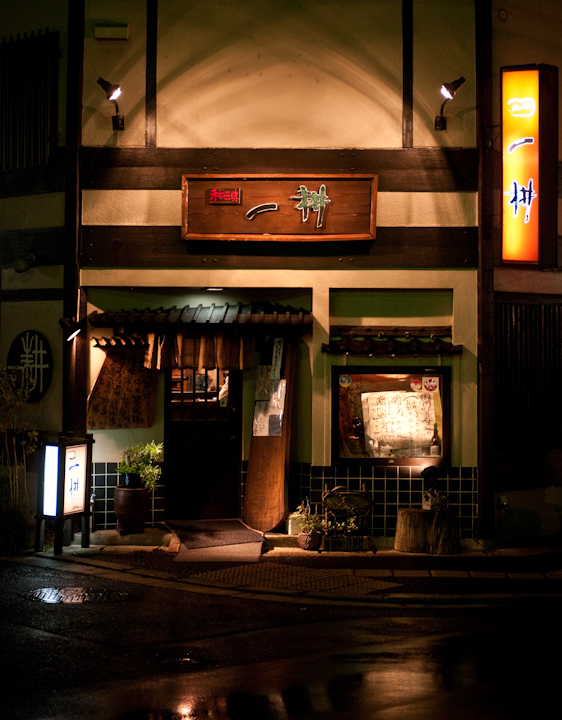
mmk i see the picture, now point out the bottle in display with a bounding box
[429,422,441,456]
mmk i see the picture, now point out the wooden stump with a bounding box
[394,508,460,555]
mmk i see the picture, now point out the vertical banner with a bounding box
[501,64,558,266]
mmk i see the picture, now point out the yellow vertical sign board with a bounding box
[502,68,540,262]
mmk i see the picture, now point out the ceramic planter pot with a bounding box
[121,472,142,488]
[114,486,150,534]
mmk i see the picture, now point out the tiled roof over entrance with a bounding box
[322,326,462,357]
[88,302,313,329]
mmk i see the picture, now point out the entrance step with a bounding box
[263,532,300,548]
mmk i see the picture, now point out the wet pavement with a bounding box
[3,538,562,720]
[18,529,562,607]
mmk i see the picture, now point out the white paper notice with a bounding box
[253,401,270,436]
[252,379,287,436]
[361,390,438,455]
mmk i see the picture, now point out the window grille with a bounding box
[0,29,59,171]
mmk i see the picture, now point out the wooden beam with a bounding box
[81,225,478,269]
[82,147,479,192]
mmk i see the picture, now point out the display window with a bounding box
[332,366,450,467]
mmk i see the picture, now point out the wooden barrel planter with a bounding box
[394,508,460,555]
[114,486,151,535]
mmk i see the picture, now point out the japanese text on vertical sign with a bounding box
[502,68,540,262]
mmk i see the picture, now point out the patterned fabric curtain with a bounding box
[87,346,158,429]
[143,328,254,371]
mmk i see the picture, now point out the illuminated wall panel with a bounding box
[501,64,558,266]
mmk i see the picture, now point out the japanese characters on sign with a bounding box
[502,67,540,262]
[42,442,89,517]
[207,188,242,204]
[182,174,377,242]
[291,183,331,228]
[63,445,87,515]
[7,330,53,402]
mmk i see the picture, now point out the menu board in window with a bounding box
[332,366,450,467]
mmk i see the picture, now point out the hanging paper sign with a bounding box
[252,379,287,437]
[271,338,284,380]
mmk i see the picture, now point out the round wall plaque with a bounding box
[7,330,53,403]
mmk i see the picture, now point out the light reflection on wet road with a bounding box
[86,626,557,719]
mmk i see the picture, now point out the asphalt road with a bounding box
[2,557,561,719]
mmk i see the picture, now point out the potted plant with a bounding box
[294,500,325,551]
[114,441,163,534]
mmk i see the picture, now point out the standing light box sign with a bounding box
[501,64,558,266]
[37,434,94,556]
[42,444,88,517]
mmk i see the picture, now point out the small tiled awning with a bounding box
[88,302,313,329]
[322,326,462,357]
[89,302,312,370]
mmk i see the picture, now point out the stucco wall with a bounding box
[83,0,476,149]
[0,267,64,434]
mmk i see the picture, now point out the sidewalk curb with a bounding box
[6,551,562,608]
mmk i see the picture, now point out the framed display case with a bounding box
[332,366,450,467]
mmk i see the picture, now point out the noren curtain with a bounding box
[144,328,254,371]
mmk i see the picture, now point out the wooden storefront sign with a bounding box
[182,174,378,242]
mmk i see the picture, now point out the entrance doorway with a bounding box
[164,367,242,520]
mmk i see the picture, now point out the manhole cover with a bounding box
[22,587,129,604]
[150,648,214,671]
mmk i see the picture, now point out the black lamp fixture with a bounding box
[59,316,86,342]
[435,76,466,131]
[97,76,124,131]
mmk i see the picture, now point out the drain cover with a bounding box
[22,587,129,604]
[151,648,214,670]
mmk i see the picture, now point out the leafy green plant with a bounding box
[118,441,164,490]
[324,515,358,534]
[0,366,37,555]
[295,499,358,536]
[295,500,325,534]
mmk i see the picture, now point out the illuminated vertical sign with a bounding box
[501,64,558,266]
[502,68,539,262]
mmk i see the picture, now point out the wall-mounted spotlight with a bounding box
[59,316,86,342]
[97,76,124,131]
[435,76,466,131]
